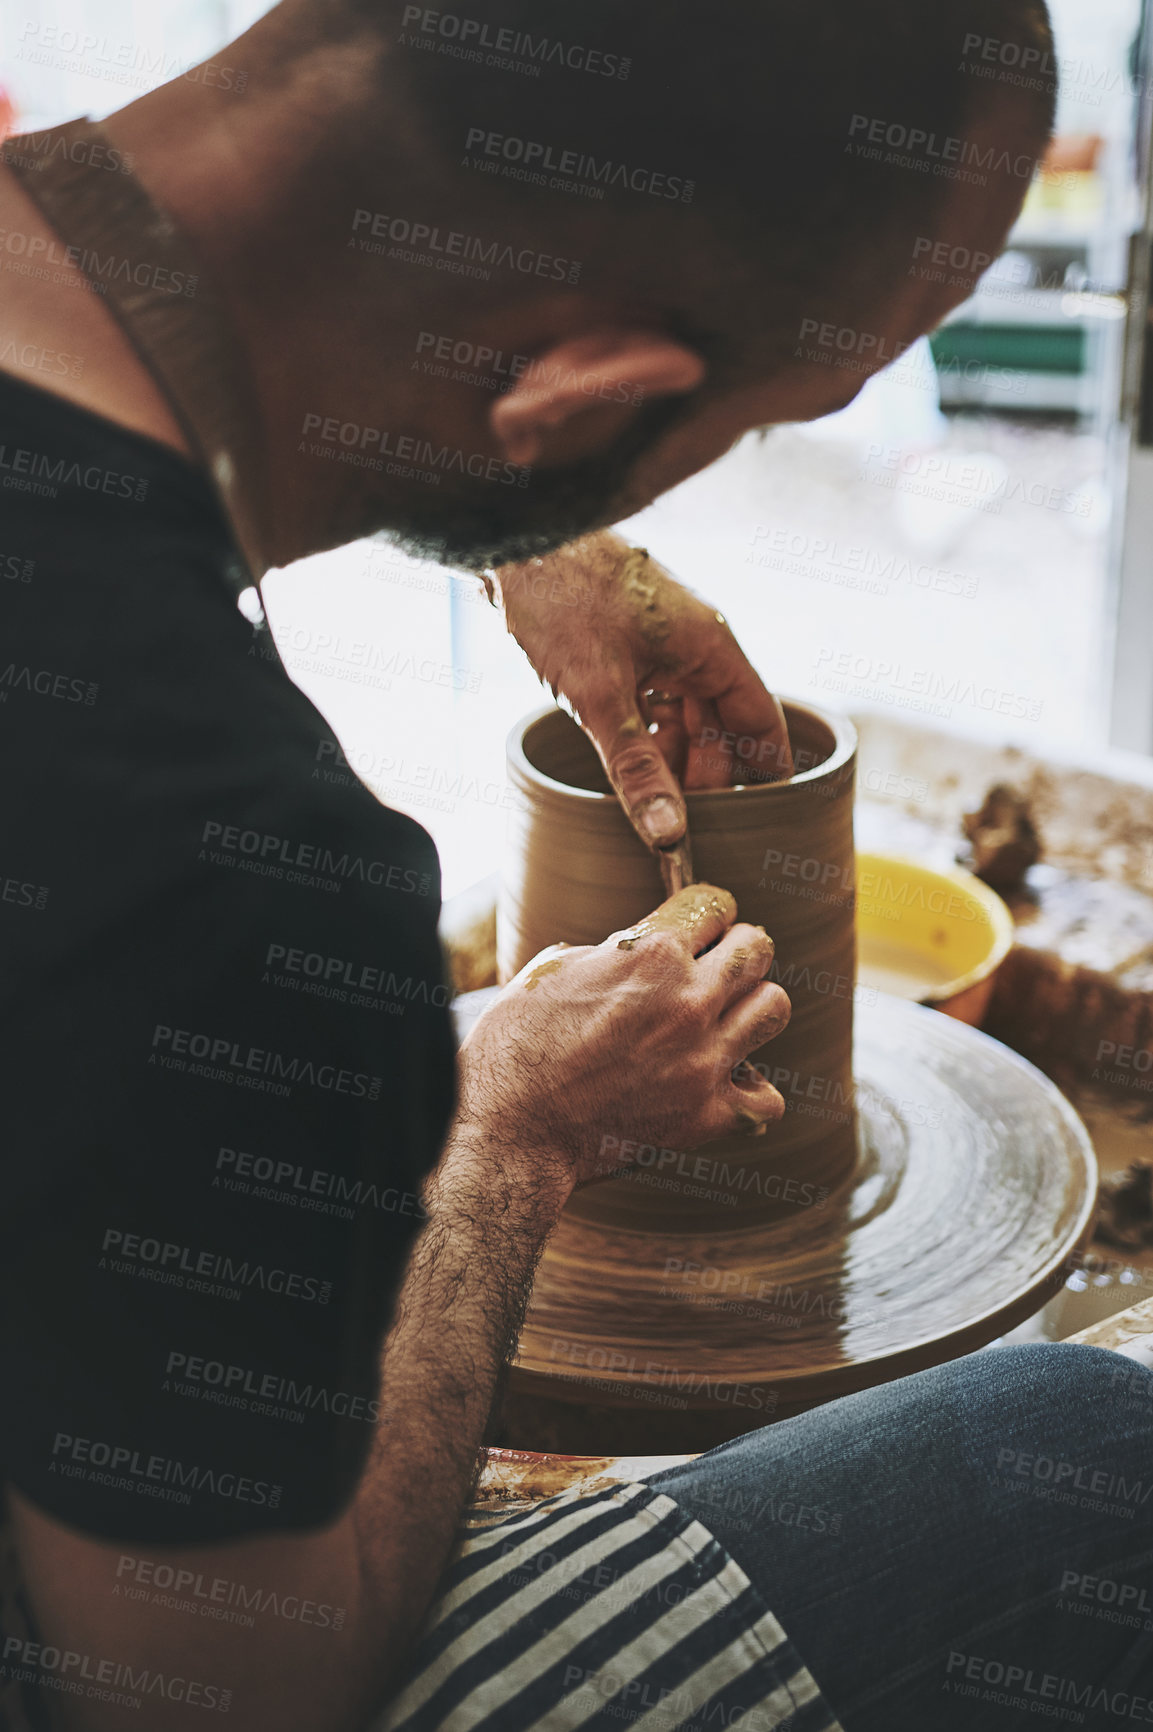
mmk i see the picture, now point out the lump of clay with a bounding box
[1095,1161,1153,1251]
[961,784,1042,892]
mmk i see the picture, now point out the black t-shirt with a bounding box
[0,372,456,1543]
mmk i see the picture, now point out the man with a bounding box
[0,2,1150,1729]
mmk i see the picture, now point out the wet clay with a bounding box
[499,702,857,1229]
[491,702,1097,1451]
[499,997,1096,1451]
[450,984,1096,1452]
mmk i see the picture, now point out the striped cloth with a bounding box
[375,1479,841,1732]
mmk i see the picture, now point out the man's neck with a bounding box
[0,160,194,458]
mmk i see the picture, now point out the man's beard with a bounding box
[353,392,695,570]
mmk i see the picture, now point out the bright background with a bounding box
[1,0,1144,893]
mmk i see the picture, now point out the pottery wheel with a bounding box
[455,990,1097,1452]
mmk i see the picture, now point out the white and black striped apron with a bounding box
[375,1480,842,1732]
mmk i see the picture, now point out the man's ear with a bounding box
[489,330,705,466]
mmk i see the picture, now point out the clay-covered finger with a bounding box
[699,923,776,1007]
[701,1072,787,1140]
[720,978,792,1056]
[608,883,736,958]
[575,674,688,850]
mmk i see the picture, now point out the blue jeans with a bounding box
[648,1345,1153,1729]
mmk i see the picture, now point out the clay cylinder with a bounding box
[499,701,858,1229]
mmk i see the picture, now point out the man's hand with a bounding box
[491,530,793,851]
[456,883,790,1190]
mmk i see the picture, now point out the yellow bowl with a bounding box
[856,852,1014,1026]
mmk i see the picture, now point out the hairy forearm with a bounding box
[12,1130,570,1732]
[350,1125,572,1709]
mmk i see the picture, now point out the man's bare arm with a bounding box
[10,1140,567,1732]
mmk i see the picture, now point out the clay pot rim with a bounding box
[508,700,858,805]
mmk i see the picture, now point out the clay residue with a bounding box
[522,956,568,990]
[616,883,736,949]
[476,1455,621,1506]
[961,783,1042,892]
[619,545,677,667]
[1096,1161,1153,1251]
